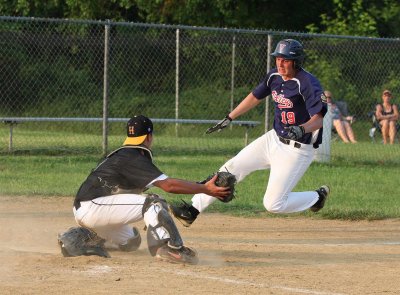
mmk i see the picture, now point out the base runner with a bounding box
[170,39,330,227]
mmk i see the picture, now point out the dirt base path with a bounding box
[1,196,400,295]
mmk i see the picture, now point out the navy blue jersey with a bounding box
[252,68,327,147]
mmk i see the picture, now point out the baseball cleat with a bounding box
[310,185,330,212]
[118,227,141,252]
[156,245,199,265]
[168,200,199,227]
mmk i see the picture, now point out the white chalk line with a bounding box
[161,269,347,295]
[276,242,400,247]
[84,265,113,275]
[301,241,400,247]
[230,241,400,247]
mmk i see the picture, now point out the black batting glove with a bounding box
[284,125,305,141]
[206,115,232,134]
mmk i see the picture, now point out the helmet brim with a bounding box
[271,53,298,59]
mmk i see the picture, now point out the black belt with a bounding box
[279,136,301,149]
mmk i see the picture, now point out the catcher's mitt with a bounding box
[200,171,237,203]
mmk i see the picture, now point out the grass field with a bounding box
[1,131,399,220]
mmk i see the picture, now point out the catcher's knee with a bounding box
[57,227,110,258]
[142,194,183,256]
[142,193,168,215]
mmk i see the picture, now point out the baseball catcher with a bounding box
[59,115,231,264]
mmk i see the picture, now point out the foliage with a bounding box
[3,0,400,38]
[367,0,400,38]
[1,1,330,33]
[134,0,331,31]
[306,0,378,37]
[0,0,66,18]
[306,0,400,38]
[0,0,140,21]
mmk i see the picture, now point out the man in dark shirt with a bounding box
[64,115,230,264]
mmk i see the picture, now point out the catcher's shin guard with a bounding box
[143,194,184,256]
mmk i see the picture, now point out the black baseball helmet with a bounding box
[271,39,305,69]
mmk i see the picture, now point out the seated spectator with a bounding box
[375,89,399,144]
[324,90,357,143]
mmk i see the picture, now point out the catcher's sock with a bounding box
[310,185,330,212]
[169,200,199,227]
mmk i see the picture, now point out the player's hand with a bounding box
[284,125,305,141]
[205,115,232,134]
[204,175,231,200]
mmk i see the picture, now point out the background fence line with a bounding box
[0,16,399,163]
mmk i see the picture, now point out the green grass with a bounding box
[1,128,399,220]
[0,124,259,155]
[1,143,399,220]
[330,140,400,165]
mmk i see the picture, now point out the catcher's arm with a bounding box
[198,172,237,203]
[203,175,231,201]
[153,176,230,200]
[206,93,262,134]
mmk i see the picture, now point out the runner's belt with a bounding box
[279,136,302,149]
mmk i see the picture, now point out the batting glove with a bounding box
[284,125,305,141]
[206,115,232,134]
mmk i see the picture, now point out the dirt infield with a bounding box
[1,196,399,295]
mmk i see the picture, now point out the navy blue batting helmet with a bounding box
[271,39,305,69]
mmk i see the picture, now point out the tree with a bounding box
[0,0,141,21]
[306,0,400,38]
[65,0,139,21]
[306,0,378,37]
[367,0,400,38]
[0,0,67,18]
[2,0,400,37]
[133,0,332,31]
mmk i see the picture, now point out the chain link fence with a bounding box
[1,16,399,163]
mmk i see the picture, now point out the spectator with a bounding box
[324,90,357,143]
[375,90,399,144]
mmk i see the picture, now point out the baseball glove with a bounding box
[199,171,237,203]
[205,115,232,134]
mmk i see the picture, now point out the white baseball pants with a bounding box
[192,129,319,213]
[73,194,170,246]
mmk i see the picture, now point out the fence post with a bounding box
[265,35,272,132]
[230,35,236,131]
[102,21,111,156]
[175,28,180,137]
[314,106,332,162]
[8,122,15,152]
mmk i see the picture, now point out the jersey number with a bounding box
[281,111,296,124]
